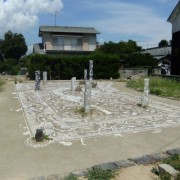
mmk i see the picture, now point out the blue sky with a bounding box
[0,0,179,53]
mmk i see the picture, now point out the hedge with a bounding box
[26,53,120,80]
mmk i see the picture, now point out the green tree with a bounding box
[95,40,142,59]
[158,39,168,47]
[0,30,27,61]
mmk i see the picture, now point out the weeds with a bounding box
[85,167,115,180]
[63,173,77,180]
[127,77,180,99]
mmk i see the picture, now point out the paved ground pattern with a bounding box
[15,81,180,148]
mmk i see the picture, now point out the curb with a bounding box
[28,148,180,180]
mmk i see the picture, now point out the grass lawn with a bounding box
[127,77,180,100]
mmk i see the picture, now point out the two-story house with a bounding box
[33,26,100,55]
[167,1,180,75]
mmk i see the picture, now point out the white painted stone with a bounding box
[159,163,180,178]
[71,77,77,91]
[141,78,149,107]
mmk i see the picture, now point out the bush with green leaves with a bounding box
[26,53,120,80]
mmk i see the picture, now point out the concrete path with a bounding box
[0,80,180,179]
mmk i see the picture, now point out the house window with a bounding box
[71,38,82,51]
[53,37,64,50]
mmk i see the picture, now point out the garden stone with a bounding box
[114,160,135,168]
[132,155,153,165]
[92,162,118,170]
[151,152,169,162]
[166,148,180,155]
[35,129,43,142]
[158,164,180,179]
[72,170,86,177]
[141,78,149,107]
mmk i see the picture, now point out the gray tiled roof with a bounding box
[142,46,171,59]
[39,26,100,36]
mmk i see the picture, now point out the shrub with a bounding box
[85,167,115,180]
[26,53,120,80]
[63,173,77,180]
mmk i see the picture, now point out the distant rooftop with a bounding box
[142,46,171,60]
[39,26,100,36]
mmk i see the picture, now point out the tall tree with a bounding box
[0,30,27,61]
[95,40,142,59]
[158,39,168,47]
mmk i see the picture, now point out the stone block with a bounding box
[71,170,86,177]
[114,160,135,168]
[92,162,118,170]
[158,163,180,179]
[132,155,153,165]
[151,152,169,162]
[166,148,180,156]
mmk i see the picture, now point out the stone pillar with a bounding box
[84,69,91,113]
[43,71,47,84]
[141,78,149,107]
[35,129,43,142]
[35,70,41,90]
[71,77,77,91]
[89,60,93,82]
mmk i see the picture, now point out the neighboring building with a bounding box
[167,1,180,75]
[142,46,171,75]
[33,26,100,55]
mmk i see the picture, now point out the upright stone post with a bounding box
[84,69,91,113]
[43,71,47,84]
[89,60,93,82]
[71,77,77,91]
[141,78,149,107]
[35,70,41,90]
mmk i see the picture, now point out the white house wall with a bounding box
[42,33,97,51]
[172,13,180,33]
[88,35,97,51]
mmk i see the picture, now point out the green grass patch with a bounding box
[63,173,77,180]
[127,77,180,100]
[85,167,115,180]
[162,154,180,171]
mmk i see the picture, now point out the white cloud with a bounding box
[0,0,63,35]
[80,1,172,47]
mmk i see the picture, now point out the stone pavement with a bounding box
[0,80,180,179]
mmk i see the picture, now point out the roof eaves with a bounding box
[167,0,180,23]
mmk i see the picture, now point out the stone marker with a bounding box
[141,78,149,107]
[35,70,41,90]
[71,77,77,91]
[84,69,91,113]
[43,71,47,84]
[89,60,93,82]
[35,129,43,142]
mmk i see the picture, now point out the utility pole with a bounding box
[54,11,58,26]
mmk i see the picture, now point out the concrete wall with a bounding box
[172,14,180,33]
[119,69,148,78]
